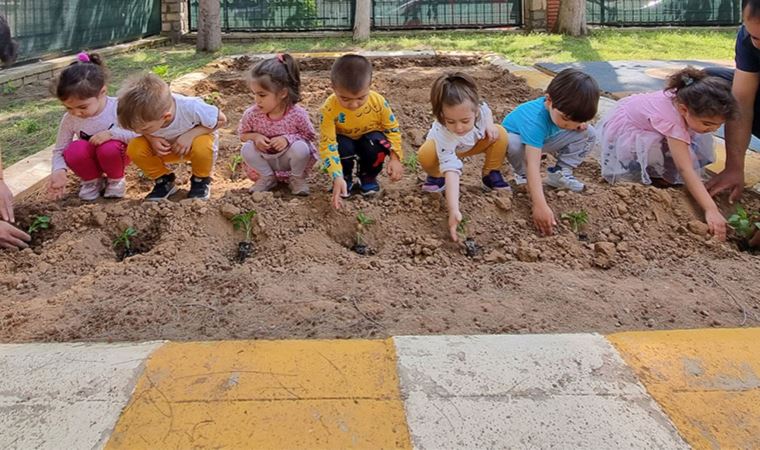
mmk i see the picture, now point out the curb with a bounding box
[2,329,758,449]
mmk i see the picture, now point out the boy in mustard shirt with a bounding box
[319,54,404,209]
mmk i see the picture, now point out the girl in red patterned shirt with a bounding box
[239,53,317,196]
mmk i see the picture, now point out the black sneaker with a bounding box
[145,173,177,201]
[188,176,211,200]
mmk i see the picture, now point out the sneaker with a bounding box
[79,178,105,201]
[482,170,512,192]
[513,173,528,186]
[103,177,126,199]
[145,173,177,201]
[288,175,310,196]
[421,175,445,193]
[249,175,277,193]
[360,177,380,196]
[546,166,585,192]
[188,176,211,200]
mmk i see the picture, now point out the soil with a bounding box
[2,55,760,343]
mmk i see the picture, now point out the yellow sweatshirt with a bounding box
[318,91,402,179]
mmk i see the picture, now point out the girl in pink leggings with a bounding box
[48,52,136,201]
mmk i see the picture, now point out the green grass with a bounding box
[0,29,737,166]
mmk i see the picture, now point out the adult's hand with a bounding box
[706,167,745,203]
[0,179,14,222]
[0,221,29,249]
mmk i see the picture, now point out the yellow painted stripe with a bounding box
[609,329,760,449]
[106,339,411,449]
[510,69,554,91]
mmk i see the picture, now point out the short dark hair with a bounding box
[743,0,760,19]
[330,54,372,93]
[0,14,18,65]
[666,67,738,120]
[546,68,599,122]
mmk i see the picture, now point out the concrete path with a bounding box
[2,329,759,449]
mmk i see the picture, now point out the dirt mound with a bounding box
[2,55,759,343]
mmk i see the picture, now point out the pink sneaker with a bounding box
[104,177,126,198]
[79,178,104,201]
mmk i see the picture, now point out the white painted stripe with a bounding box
[394,334,687,450]
[0,342,162,450]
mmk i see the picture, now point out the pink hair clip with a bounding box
[276,53,285,63]
[77,52,90,63]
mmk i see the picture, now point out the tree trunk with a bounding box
[555,0,588,36]
[353,0,371,42]
[197,0,222,52]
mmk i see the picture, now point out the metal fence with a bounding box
[587,0,741,26]
[372,0,521,29]
[1,0,161,64]
[188,0,355,32]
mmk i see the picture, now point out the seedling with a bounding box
[27,215,51,234]
[113,227,138,259]
[231,210,257,262]
[457,216,479,257]
[403,152,418,171]
[728,204,760,244]
[228,154,244,179]
[151,64,169,78]
[561,210,589,240]
[353,211,374,255]
[204,91,221,105]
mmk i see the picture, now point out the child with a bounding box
[599,67,737,241]
[48,52,137,201]
[502,68,599,236]
[117,73,227,201]
[239,53,317,196]
[418,72,510,241]
[319,54,404,209]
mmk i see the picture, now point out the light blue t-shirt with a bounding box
[501,96,561,148]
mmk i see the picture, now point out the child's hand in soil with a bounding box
[269,136,288,153]
[449,209,462,242]
[0,221,29,250]
[705,208,727,241]
[532,203,556,236]
[386,155,404,182]
[48,169,68,200]
[332,177,348,209]
[89,130,112,146]
[146,135,172,156]
[485,124,501,143]
[172,133,194,156]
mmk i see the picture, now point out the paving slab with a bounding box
[0,342,162,450]
[105,339,411,449]
[610,328,760,450]
[394,334,687,450]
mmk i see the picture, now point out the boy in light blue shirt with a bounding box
[502,68,599,236]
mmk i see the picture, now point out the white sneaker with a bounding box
[546,166,585,192]
[79,178,104,201]
[249,175,277,193]
[104,177,126,198]
[513,173,528,186]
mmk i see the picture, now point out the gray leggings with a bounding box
[507,126,596,175]
[241,140,312,177]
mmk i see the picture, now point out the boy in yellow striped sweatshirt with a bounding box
[319,54,404,209]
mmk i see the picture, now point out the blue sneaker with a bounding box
[421,175,445,193]
[482,170,512,192]
[360,177,380,196]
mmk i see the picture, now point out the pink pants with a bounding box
[63,139,130,181]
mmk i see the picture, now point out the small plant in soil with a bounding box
[228,154,244,180]
[403,152,418,171]
[561,210,589,241]
[353,211,374,255]
[457,216,479,257]
[27,215,51,235]
[728,205,760,250]
[113,227,138,260]
[231,210,257,262]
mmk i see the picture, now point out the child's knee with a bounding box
[241,141,258,162]
[191,134,215,152]
[126,136,152,160]
[417,141,438,170]
[96,140,126,158]
[289,140,311,159]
